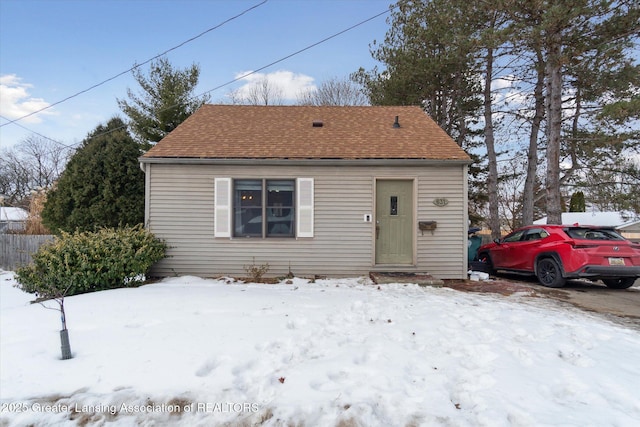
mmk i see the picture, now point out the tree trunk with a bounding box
[545,36,564,225]
[484,46,501,240]
[522,48,546,225]
[58,299,72,360]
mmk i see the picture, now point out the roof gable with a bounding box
[142,105,470,161]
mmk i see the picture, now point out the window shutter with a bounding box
[214,178,231,238]
[297,178,314,238]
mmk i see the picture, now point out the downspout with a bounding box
[140,162,151,228]
[463,163,469,279]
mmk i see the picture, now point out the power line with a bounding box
[125,5,396,140]
[3,5,396,148]
[0,115,78,151]
[0,0,268,128]
[194,6,395,100]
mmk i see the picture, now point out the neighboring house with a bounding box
[140,105,472,279]
[0,207,28,233]
[534,212,640,241]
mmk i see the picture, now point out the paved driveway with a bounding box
[445,276,640,330]
[551,278,640,318]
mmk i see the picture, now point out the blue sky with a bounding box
[0,0,394,150]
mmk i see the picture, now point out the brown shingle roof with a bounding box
[142,105,470,161]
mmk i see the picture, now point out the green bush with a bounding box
[15,226,167,298]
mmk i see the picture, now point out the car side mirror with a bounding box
[493,238,502,245]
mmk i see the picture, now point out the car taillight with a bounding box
[567,240,598,249]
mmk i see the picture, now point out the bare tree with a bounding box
[18,136,69,188]
[249,77,285,106]
[0,150,29,207]
[297,76,369,106]
[498,158,527,233]
[0,135,72,208]
[228,76,285,106]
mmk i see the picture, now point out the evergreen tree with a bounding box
[530,0,639,223]
[569,191,586,212]
[353,0,487,229]
[42,118,144,233]
[358,0,639,232]
[353,0,483,148]
[118,57,210,150]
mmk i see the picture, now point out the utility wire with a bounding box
[0,0,268,128]
[0,115,78,150]
[193,6,394,100]
[4,5,395,148]
[128,5,396,139]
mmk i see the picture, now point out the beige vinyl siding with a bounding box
[146,163,467,279]
[415,167,468,278]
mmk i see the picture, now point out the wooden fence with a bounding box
[0,234,54,271]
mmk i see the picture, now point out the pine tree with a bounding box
[118,57,210,150]
[353,0,483,147]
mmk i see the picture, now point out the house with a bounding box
[140,105,472,279]
[0,207,28,233]
[533,211,640,241]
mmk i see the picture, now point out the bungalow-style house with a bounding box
[140,105,472,279]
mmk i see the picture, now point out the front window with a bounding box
[234,179,295,238]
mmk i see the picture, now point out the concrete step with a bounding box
[370,271,444,287]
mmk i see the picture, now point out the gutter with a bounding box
[137,157,473,167]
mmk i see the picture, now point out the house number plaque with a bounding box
[433,198,449,207]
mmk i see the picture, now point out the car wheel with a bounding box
[602,278,636,289]
[536,258,565,288]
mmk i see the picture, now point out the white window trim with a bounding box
[215,177,314,239]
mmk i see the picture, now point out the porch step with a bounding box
[369,271,444,287]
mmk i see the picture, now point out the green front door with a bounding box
[375,180,414,264]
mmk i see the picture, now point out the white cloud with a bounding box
[491,76,515,91]
[491,75,529,106]
[0,74,55,123]
[232,70,316,101]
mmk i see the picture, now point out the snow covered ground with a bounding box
[1,270,639,426]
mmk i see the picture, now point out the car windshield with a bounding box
[564,227,625,241]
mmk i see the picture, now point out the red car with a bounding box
[476,225,640,288]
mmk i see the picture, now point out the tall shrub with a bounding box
[15,226,167,296]
[41,117,144,233]
[14,226,166,360]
